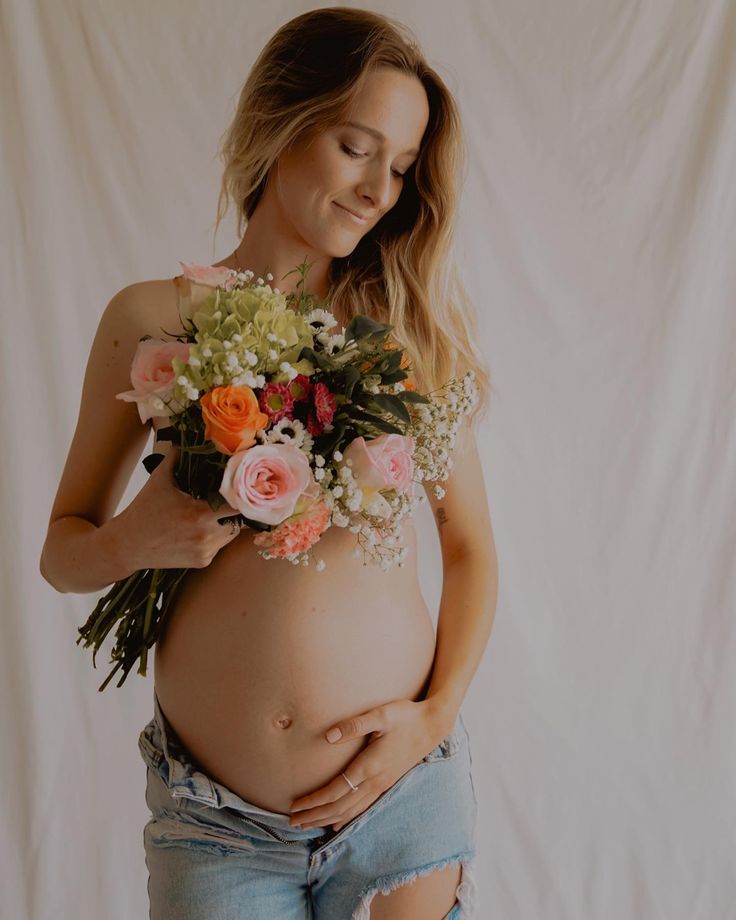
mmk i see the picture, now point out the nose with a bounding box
[356,164,395,213]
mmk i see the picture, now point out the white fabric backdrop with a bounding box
[3,0,734,917]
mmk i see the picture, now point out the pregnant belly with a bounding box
[152,524,437,814]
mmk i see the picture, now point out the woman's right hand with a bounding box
[116,446,245,571]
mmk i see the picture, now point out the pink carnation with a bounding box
[253,500,331,558]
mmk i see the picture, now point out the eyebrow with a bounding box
[341,121,420,157]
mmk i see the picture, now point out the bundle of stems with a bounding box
[75,423,242,692]
[75,564,190,691]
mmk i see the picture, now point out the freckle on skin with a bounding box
[113,339,119,347]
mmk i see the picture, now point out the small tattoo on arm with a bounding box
[436,507,448,527]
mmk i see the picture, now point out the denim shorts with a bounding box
[138,690,479,919]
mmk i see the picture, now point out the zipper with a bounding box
[238,812,303,845]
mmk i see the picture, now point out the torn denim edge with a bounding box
[350,849,478,920]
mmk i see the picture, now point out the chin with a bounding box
[323,236,362,259]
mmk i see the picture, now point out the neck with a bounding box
[231,212,333,302]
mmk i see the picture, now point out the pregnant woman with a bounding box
[40,8,497,919]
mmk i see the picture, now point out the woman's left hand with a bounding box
[287,698,450,831]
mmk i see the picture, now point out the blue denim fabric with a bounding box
[139,690,478,919]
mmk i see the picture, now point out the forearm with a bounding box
[424,547,498,731]
[40,513,138,594]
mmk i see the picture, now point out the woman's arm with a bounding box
[425,554,498,734]
[40,283,154,594]
[422,419,498,733]
[41,514,141,595]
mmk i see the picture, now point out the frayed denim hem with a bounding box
[349,850,477,919]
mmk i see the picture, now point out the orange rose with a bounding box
[200,385,269,455]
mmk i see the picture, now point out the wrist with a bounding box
[100,510,140,579]
[423,693,461,737]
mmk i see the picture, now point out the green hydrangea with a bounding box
[170,284,316,408]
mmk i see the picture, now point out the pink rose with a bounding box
[219,442,314,526]
[178,261,237,289]
[341,434,415,518]
[174,261,238,320]
[115,338,191,423]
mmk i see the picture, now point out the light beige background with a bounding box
[2,0,734,917]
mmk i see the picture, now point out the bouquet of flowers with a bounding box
[76,259,478,691]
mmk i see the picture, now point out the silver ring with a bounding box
[341,771,358,791]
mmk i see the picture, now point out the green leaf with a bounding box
[345,315,392,343]
[379,369,409,384]
[365,416,405,435]
[384,349,403,372]
[368,393,411,425]
[184,443,219,455]
[396,389,430,404]
[349,407,405,435]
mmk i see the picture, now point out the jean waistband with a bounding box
[139,688,468,838]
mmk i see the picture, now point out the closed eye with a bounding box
[340,143,406,179]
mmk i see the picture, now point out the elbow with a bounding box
[39,545,67,594]
[39,546,50,585]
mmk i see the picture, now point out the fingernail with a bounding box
[326,727,342,743]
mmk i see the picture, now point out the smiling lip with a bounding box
[334,202,369,223]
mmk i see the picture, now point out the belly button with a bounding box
[275,715,293,730]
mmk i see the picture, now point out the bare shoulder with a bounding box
[112,274,184,339]
[43,274,184,531]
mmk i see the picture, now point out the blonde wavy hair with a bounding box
[212,6,491,415]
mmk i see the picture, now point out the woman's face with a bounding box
[271,66,430,258]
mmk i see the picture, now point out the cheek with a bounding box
[281,159,342,229]
[278,170,318,217]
